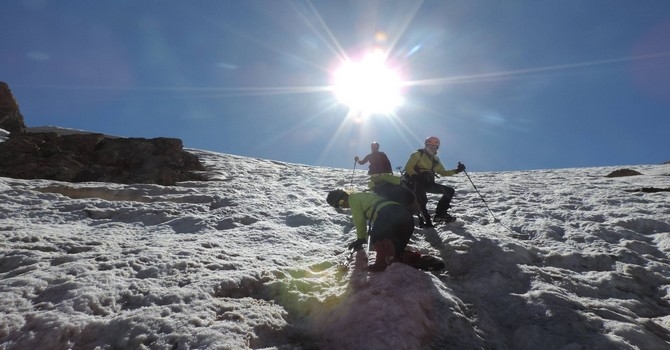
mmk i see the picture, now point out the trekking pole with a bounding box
[350,160,357,189]
[460,163,528,238]
[460,162,499,223]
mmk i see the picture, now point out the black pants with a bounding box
[369,204,415,258]
[414,181,455,222]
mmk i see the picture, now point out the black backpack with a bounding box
[372,182,419,213]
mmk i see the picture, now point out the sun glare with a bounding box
[332,50,404,116]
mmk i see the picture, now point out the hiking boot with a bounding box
[433,212,456,223]
[369,239,396,272]
[418,213,433,228]
[400,250,445,271]
[400,250,422,268]
[417,255,445,271]
[419,221,434,228]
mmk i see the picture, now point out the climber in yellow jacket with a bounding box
[404,136,465,227]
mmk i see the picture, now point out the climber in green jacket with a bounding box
[326,189,414,272]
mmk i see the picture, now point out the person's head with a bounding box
[371,142,380,152]
[424,136,440,155]
[326,189,350,208]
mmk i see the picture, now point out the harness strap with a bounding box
[366,199,401,232]
[366,199,385,232]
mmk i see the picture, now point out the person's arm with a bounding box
[435,160,457,176]
[357,153,372,165]
[348,194,369,239]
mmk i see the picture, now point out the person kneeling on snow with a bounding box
[326,189,414,272]
[326,189,445,272]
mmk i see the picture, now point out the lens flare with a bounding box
[332,49,404,116]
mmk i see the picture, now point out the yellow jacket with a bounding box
[404,149,456,177]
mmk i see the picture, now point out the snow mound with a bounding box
[1,150,669,349]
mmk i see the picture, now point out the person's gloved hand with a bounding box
[347,238,366,251]
[354,156,360,162]
[455,162,466,173]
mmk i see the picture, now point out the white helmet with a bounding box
[424,136,440,148]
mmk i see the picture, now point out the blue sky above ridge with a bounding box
[2,0,669,171]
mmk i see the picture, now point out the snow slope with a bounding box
[1,147,669,349]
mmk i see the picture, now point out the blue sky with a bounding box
[2,0,669,172]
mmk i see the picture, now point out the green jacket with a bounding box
[404,149,456,177]
[367,173,401,189]
[348,192,398,239]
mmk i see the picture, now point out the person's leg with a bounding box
[370,239,395,271]
[427,184,455,218]
[394,210,415,257]
[368,209,395,271]
[413,181,432,227]
[369,206,413,271]
[435,185,454,217]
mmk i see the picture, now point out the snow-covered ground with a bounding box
[1,145,669,349]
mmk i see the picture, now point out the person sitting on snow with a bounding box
[404,136,466,227]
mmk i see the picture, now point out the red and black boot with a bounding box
[369,239,396,272]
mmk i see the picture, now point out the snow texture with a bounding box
[1,140,669,349]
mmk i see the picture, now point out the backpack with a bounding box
[372,181,419,213]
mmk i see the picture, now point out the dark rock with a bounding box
[0,132,206,185]
[625,187,670,193]
[0,81,206,185]
[605,169,643,178]
[0,81,26,135]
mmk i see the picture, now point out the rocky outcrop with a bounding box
[0,132,206,185]
[0,81,206,185]
[606,169,643,178]
[0,81,26,135]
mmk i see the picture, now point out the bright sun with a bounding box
[332,49,404,116]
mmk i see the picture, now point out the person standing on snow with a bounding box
[404,136,465,227]
[354,142,396,188]
[355,142,393,175]
[326,189,414,272]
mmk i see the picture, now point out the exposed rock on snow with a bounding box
[625,187,670,193]
[0,82,204,186]
[606,169,643,177]
[0,132,205,185]
[0,81,26,135]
